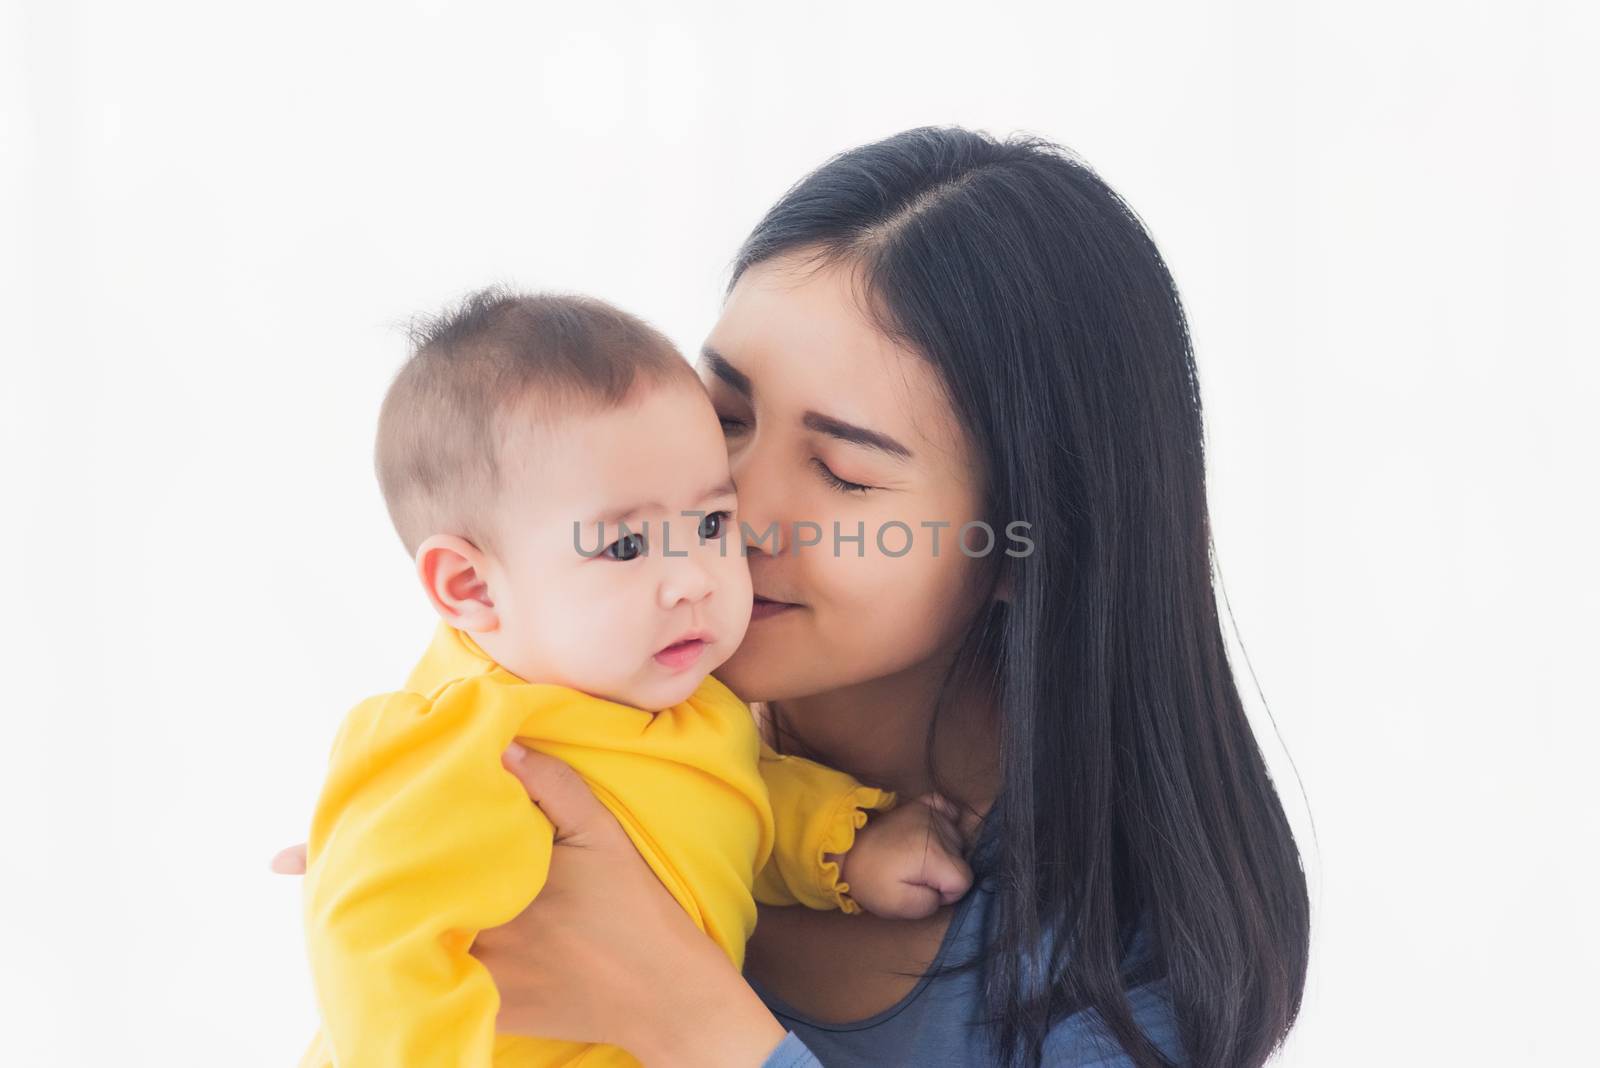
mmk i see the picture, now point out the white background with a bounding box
[3,2,1596,1064]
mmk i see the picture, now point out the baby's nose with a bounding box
[657,555,715,608]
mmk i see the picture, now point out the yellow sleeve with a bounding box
[302,676,552,1068]
[752,741,896,913]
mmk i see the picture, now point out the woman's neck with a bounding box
[768,650,1001,814]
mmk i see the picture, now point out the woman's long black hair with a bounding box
[732,127,1310,1067]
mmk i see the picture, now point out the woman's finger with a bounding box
[270,843,307,875]
[500,742,615,846]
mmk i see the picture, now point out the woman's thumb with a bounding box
[501,742,607,844]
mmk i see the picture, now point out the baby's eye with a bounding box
[604,530,647,561]
[699,510,732,540]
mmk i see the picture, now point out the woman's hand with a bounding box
[472,742,787,1065]
[271,743,788,1067]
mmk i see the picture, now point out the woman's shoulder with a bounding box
[1040,974,1186,1067]
[964,854,1186,1066]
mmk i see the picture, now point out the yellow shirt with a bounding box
[299,621,894,1068]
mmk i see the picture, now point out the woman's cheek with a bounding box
[818,539,973,665]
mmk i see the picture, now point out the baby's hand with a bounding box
[837,793,974,920]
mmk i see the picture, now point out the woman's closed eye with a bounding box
[711,406,872,492]
[811,457,873,494]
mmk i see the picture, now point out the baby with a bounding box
[297,289,971,1068]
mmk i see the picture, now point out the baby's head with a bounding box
[375,288,751,711]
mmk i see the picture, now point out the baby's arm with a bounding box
[755,745,974,920]
[752,742,895,913]
[833,793,975,919]
[302,677,553,1068]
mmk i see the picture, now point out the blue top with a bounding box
[749,830,1186,1067]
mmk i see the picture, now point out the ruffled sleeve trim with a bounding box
[815,784,897,914]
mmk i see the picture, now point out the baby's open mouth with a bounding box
[654,636,709,670]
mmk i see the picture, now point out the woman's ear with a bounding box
[415,534,500,632]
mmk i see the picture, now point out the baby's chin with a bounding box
[627,673,708,712]
[588,642,740,710]
[600,661,716,712]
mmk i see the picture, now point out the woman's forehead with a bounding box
[704,256,965,460]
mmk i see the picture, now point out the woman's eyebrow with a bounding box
[802,411,913,461]
[700,347,752,398]
[703,345,912,460]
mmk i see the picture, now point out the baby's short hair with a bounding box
[375,287,697,557]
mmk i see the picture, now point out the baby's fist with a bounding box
[838,793,974,919]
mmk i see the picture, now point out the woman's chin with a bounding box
[715,650,835,706]
[712,643,791,704]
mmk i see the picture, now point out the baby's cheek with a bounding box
[503,599,581,686]
[717,562,755,645]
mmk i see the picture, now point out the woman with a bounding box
[278,126,1310,1067]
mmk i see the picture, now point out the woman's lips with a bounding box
[750,596,801,622]
[654,638,707,671]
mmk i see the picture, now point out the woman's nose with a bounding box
[727,441,788,557]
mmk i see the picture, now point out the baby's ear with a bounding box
[415,534,499,632]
